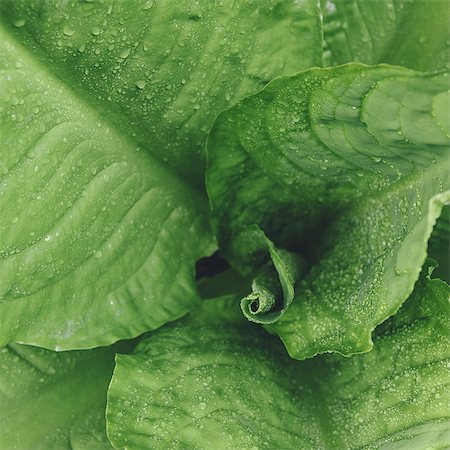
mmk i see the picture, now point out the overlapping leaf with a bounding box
[0,0,322,349]
[207,64,450,358]
[107,265,450,449]
[321,0,450,71]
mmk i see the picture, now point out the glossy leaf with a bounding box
[239,225,307,324]
[0,344,115,449]
[207,64,450,358]
[107,266,450,449]
[321,0,450,71]
[1,0,322,183]
[0,0,321,349]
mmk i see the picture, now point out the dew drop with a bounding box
[13,19,26,28]
[142,1,154,10]
[63,25,76,36]
[119,48,130,58]
[135,80,146,89]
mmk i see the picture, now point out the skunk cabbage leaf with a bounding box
[207,64,450,358]
[0,0,321,349]
[0,0,322,182]
[107,265,450,449]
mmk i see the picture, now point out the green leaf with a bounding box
[106,266,450,449]
[0,1,321,349]
[0,27,212,349]
[321,0,450,71]
[0,344,115,449]
[1,0,322,184]
[428,205,450,282]
[207,64,450,358]
[239,225,307,324]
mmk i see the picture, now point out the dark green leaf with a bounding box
[207,64,450,358]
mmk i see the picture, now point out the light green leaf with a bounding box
[207,64,450,358]
[1,0,322,184]
[321,0,450,71]
[0,1,321,349]
[0,344,116,449]
[106,265,450,449]
[0,28,212,349]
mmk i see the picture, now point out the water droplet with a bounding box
[142,1,153,10]
[94,250,103,258]
[13,19,26,28]
[63,25,76,36]
[91,27,101,36]
[119,48,130,58]
[78,43,86,53]
[135,80,146,89]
